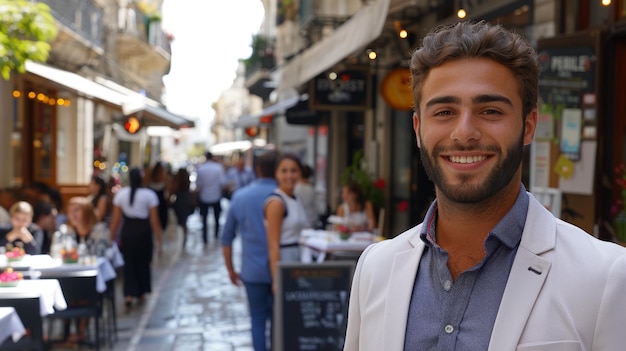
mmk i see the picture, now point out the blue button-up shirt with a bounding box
[404,185,529,351]
[221,178,278,284]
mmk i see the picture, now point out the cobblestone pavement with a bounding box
[50,199,254,351]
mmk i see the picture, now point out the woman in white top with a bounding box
[337,183,376,232]
[265,153,309,290]
[110,167,162,310]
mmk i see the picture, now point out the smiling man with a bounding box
[343,21,626,351]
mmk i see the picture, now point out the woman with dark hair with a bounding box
[147,162,169,231]
[110,167,162,311]
[171,168,194,248]
[87,174,111,224]
[337,183,376,232]
[32,201,58,254]
[264,153,309,291]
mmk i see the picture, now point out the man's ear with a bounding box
[413,112,421,148]
[523,108,538,146]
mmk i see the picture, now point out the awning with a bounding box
[25,61,195,129]
[234,94,308,128]
[141,104,194,128]
[274,0,390,93]
[25,61,128,106]
[95,77,195,129]
[209,139,268,155]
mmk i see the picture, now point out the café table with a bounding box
[299,229,378,263]
[5,254,118,293]
[35,257,117,293]
[0,279,67,316]
[0,306,26,344]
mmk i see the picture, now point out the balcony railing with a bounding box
[118,2,170,55]
[38,0,104,48]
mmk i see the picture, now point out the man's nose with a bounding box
[450,111,481,145]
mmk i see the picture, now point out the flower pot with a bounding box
[339,232,351,241]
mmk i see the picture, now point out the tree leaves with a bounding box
[0,0,57,80]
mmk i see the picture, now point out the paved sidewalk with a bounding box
[51,200,254,351]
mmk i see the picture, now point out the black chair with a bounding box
[40,269,101,351]
[0,295,45,351]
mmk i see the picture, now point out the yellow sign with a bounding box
[380,68,413,111]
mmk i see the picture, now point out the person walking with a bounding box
[294,164,318,228]
[221,150,278,351]
[224,152,256,199]
[147,162,170,231]
[171,168,195,248]
[195,152,226,243]
[344,21,626,351]
[264,153,309,291]
[110,167,162,311]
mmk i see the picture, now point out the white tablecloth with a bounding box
[5,254,58,270]
[0,279,67,316]
[0,307,26,343]
[106,242,125,268]
[299,229,376,263]
[36,257,116,293]
[8,254,118,293]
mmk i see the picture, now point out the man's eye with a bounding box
[434,110,452,116]
[482,109,501,115]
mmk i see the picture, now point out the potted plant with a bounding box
[340,150,385,214]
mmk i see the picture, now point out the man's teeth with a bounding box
[449,155,487,164]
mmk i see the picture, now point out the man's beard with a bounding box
[419,132,524,204]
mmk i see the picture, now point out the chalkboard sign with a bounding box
[274,261,356,351]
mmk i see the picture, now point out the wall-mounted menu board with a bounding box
[274,261,355,351]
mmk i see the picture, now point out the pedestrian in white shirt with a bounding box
[195,152,226,243]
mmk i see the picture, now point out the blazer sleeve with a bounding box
[593,254,626,350]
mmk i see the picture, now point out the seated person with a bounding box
[337,183,376,232]
[32,201,58,254]
[51,196,111,258]
[0,201,43,254]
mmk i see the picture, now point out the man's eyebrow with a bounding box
[472,94,513,106]
[424,96,460,108]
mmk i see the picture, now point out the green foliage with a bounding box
[242,34,270,72]
[340,150,385,211]
[0,1,58,80]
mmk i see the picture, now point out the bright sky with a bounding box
[161,0,265,120]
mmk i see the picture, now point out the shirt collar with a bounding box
[420,184,528,250]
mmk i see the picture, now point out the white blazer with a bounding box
[344,193,626,351]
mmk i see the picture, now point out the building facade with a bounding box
[0,0,193,208]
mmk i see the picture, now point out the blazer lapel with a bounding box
[488,195,556,350]
[382,235,425,351]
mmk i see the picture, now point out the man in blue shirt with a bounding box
[221,150,278,351]
[224,152,256,199]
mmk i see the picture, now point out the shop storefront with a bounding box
[532,31,601,235]
[0,61,193,210]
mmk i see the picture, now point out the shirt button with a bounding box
[444,325,454,334]
[443,280,452,291]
